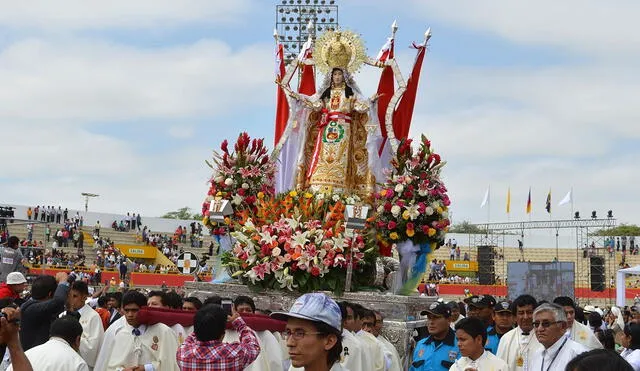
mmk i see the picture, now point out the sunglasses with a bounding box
[532,320,562,328]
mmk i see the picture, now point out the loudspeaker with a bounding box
[590,256,605,292]
[478,272,495,285]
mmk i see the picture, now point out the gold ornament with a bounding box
[315,29,367,74]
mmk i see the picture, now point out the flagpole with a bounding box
[487,185,491,224]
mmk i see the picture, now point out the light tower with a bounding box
[81,193,99,213]
[276,0,339,63]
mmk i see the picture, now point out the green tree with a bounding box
[593,224,640,236]
[162,207,200,220]
[449,220,487,234]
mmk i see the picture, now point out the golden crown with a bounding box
[315,30,366,74]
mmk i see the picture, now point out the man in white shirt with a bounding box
[448,302,465,330]
[66,281,104,369]
[450,317,507,371]
[530,303,587,371]
[10,315,88,371]
[359,308,391,371]
[496,294,542,371]
[336,301,369,371]
[94,291,179,371]
[373,311,402,371]
[553,296,603,350]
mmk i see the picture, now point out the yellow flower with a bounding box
[406,229,415,237]
[289,190,298,197]
[390,232,399,240]
[402,210,410,220]
[304,192,313,199]
[257,191,265,199]
[216,191,222,196]
[436,207,444,214]
[428,228,437,237]
[379,189,387,197]
[202,216,209,225]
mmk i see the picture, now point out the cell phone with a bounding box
[221,299,233,316]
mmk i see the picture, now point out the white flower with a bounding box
[391,205,401,217]
[425,206,434,216]
[395,184,404,193]
[377,205,384,213]
[315,193,325,200]
[332,194,340,202]
[224,178,234,186]
[405,204,420,220]
[271,247,282,256]
[231,194,243,205]
[442,211,449,219]
[214,176,224,183]
[241,183,250,189]
[418,189,429,197]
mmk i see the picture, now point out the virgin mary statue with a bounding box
[274,30,386,198]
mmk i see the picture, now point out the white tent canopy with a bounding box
[617,265,640,306]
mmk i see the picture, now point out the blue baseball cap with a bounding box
[271,293,342,332]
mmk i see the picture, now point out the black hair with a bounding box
[184,297,203,310]
[309,319,343,367]
[165,291,183,309]
[31,275,57,300]
[97,295,107,308]
[588,312,603,329]
[319,68,354,100]
[361,308,375,321]
[338,301,348,322]
[566,349,633,371]
[512,294,537,314]
[624,323,640,350]
[50,315,83,347]
[107,292,123,306]
[70,280,89,296]
[595,329,616,351]
[575,306,585,324]
[203,295,222,306]
[194,304,227,342]
[351,303,366,320]
[122,290,147,308]
[148,290,168,306]
[7,236,19,248]
[233,295,255,312]
[553,296,575,309]
[454,317,487,345]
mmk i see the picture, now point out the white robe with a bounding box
[73,304,105,368]
[449,350,508,371]
[93,317,125,371]
[8,337,88,371]
[356,330,386,371]
[621,348,640,371]
[95,322,179,371]
[223,329,283,371]
[568,321,603,350]
[378,335,402,371]
[529,337,587,371]
[496,326,543,371]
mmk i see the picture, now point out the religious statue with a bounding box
[275,30,388,198]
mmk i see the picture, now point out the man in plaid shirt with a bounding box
[176,304,260,370]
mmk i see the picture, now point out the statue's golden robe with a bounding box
[295,85,376,198]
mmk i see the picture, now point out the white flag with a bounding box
[480,188,489,208]
[558,190,572,206]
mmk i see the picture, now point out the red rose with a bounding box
[387,221,397,230]
[310,266,321,277]
[384,202,392,212]
[220,139,229,153]
[407,222,414,230]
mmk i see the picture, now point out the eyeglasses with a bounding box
[282,329,326,340]
[532,321,562,328]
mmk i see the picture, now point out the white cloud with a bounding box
[0,0,254,30]
[168,125,195,139]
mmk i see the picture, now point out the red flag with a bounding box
[392,43,426,140]
[274,42,289,145]
[376,38,395,154]
[298,49,316,96]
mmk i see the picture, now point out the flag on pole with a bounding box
[392,40,427,140]
[506,187,511,214]
[273,38,289,145]
[375,33,395,154]
[526,187,532,214]
[480,188,489,208]
[297,39,316,96]
[545,190,551,213]
[558,189,572,206]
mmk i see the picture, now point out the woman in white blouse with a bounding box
[620,323,640,371]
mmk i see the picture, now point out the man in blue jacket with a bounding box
[410,301,460,371]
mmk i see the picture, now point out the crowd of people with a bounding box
[25,206,81,225]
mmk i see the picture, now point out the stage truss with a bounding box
[469,218,618,304]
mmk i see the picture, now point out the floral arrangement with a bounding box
[201,132,276,234]
[374,135,451,247]
[222,190,376,293]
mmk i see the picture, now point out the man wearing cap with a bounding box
[448,302,464,330]
[0,272,27,301]
[496,294,542,371]
[467,295,496,328]
[552,296,602,350]
[271,293,346,371]
[410,302,460,371]
[485,301,514,354]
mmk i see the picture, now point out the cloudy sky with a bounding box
[1,0,637,226]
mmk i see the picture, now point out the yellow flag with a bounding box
[506,187,511,214]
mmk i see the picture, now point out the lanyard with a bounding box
[540,337,567,371]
